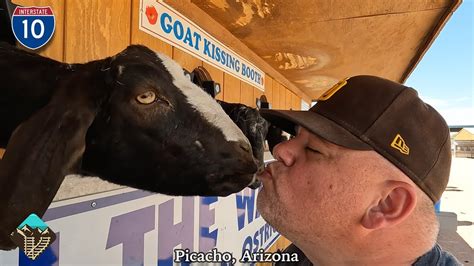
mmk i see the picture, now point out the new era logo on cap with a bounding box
[391,134,410,155]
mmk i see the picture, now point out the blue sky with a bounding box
[405,0,473,126]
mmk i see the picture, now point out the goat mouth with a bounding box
[204,173,254,194]
[247,174,262,189]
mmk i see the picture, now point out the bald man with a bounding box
[258,76,460,265]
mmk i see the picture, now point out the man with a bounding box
[258,75,460,265]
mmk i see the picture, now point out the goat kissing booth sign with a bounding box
[0,187,279,265]
[0,1,278,265]
[140,0,265,91]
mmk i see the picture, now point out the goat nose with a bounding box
[229,141,257,173]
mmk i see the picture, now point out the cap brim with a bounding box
[260,109,372,150]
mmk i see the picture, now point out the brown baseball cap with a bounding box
[260,75,451,203]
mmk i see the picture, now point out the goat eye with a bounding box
[136,91,156,104]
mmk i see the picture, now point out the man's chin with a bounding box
[256,190,279,224]
[256,191,269,217]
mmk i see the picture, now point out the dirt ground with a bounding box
[438,157,474,264]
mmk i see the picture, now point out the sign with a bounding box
[0,187,280,265]
[11,6,55,50]
[139,0,265,91]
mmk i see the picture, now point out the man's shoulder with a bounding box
[413,243,462,266]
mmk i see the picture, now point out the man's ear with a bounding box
[361,181,417,230]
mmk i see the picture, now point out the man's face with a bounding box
[257,127,383,242]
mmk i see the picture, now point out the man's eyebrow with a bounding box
[308,131,333,150]
[296,126,332,150]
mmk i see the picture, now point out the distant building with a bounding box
[452,128,474,158]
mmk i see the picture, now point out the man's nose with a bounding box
[272,140,296,167]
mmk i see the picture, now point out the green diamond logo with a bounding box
[10,213,56,260]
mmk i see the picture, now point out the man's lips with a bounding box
[257,160,277,180]
[260,168,272,179]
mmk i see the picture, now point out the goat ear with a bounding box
[0,72,103,250]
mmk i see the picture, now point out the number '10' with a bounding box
[22,19,45,39]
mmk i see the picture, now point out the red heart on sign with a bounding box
[145,6,158,25]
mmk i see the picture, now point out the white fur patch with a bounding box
[155,52,250,144]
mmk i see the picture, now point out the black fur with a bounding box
[218,101,269,170]
[0,43,265,249]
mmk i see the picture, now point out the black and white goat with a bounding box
[0,43,269,249]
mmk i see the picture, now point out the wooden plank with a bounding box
[285,88,292,110]
[13,0,64,61]
[264,76,273,106]
[64,0,132,63]
[240,82,255,107]
[223,73,240,103]
[131,0,172,57]
[302,94,313,106]
[292,93,301,111]
[172,47,202,72]
[272,79,280,109]
[203,62,224,101]
[279,83,286,110]
[256,236,292,266]
[274,235,292,251]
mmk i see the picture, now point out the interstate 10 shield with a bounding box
[11,6,55,50]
